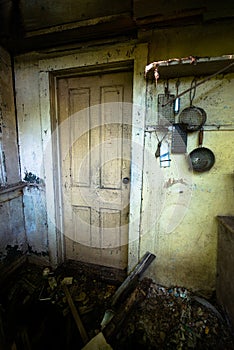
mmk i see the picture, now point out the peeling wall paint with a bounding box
[11,58,50,261]
[0,47,21,184]
[13,22,234,295]
[14,42,148,269]
[22,185,48,256]
[0,196,27,262]
[0,46,27,261]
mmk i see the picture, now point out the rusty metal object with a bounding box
[158,93,175,124]
[189,147,215,172]
[179,79,207,132]
[179,106,207,132]
[188,129,215,172]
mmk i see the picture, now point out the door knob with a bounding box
[122,177,130,184]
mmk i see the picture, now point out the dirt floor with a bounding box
[0,261,233,350]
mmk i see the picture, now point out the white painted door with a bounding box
[57,70,133,269]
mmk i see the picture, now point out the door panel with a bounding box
[57,70,133,269]
[70,88,91,187]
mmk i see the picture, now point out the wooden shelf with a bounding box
[146,55,234,80]
[0,182,26,203]
[145,124,234,132]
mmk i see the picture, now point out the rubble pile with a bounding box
[114,279,234,350]
[0,263,233,350]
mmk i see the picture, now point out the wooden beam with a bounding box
[25,13,132,38]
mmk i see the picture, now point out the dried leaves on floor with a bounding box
[114,279,234,350]
[1,263,234,350]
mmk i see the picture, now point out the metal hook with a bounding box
[164,79,169,95]
[189,78,197,106]
[175,79,180,97]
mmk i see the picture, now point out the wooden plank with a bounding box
[62,284,89,345]
[110,251,155,307]
[0,186,24,203]
[82,331,113,350]
[102,280,150,343]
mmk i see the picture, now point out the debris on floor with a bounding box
[82,331,113,350]
[0,262,233,350]
[113,279,234,350]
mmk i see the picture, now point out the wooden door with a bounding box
[56,70,133,269]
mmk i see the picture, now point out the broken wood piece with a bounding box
[82,286,146,350]
[102,283,149,343]
[11,342,18,350]
[61,277,73,285]
[110,251,155,308]
[100,252,155,329]
[103,287,138,340]
[62,284,89,345]
[81,332,113,350]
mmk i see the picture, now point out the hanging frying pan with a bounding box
[179,79,207,132]
[188,129,215,172]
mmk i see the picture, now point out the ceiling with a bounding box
[0,0,234,55]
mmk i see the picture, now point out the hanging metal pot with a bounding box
[179,79,207,132]
[188,129,215,172]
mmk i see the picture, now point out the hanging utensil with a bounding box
[154,129,168,158]
[171,123,187,154]
[174,79,181,115]
[179,79,207,132]
[155,141,161,158]
[157,80,175,124]
[188,128,215,172]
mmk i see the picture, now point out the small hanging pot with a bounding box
[188,129,215,172]
[179,79,207,132]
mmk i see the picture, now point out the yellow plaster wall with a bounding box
[141,68,234,295]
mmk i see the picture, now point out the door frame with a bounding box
[39,42,148,271]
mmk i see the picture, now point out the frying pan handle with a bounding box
[198,128,203,146]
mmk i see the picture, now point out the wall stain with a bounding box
[28,244,48,257]
[164,178,188,188]
[24,170,43,185]
[1,245,23,263]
